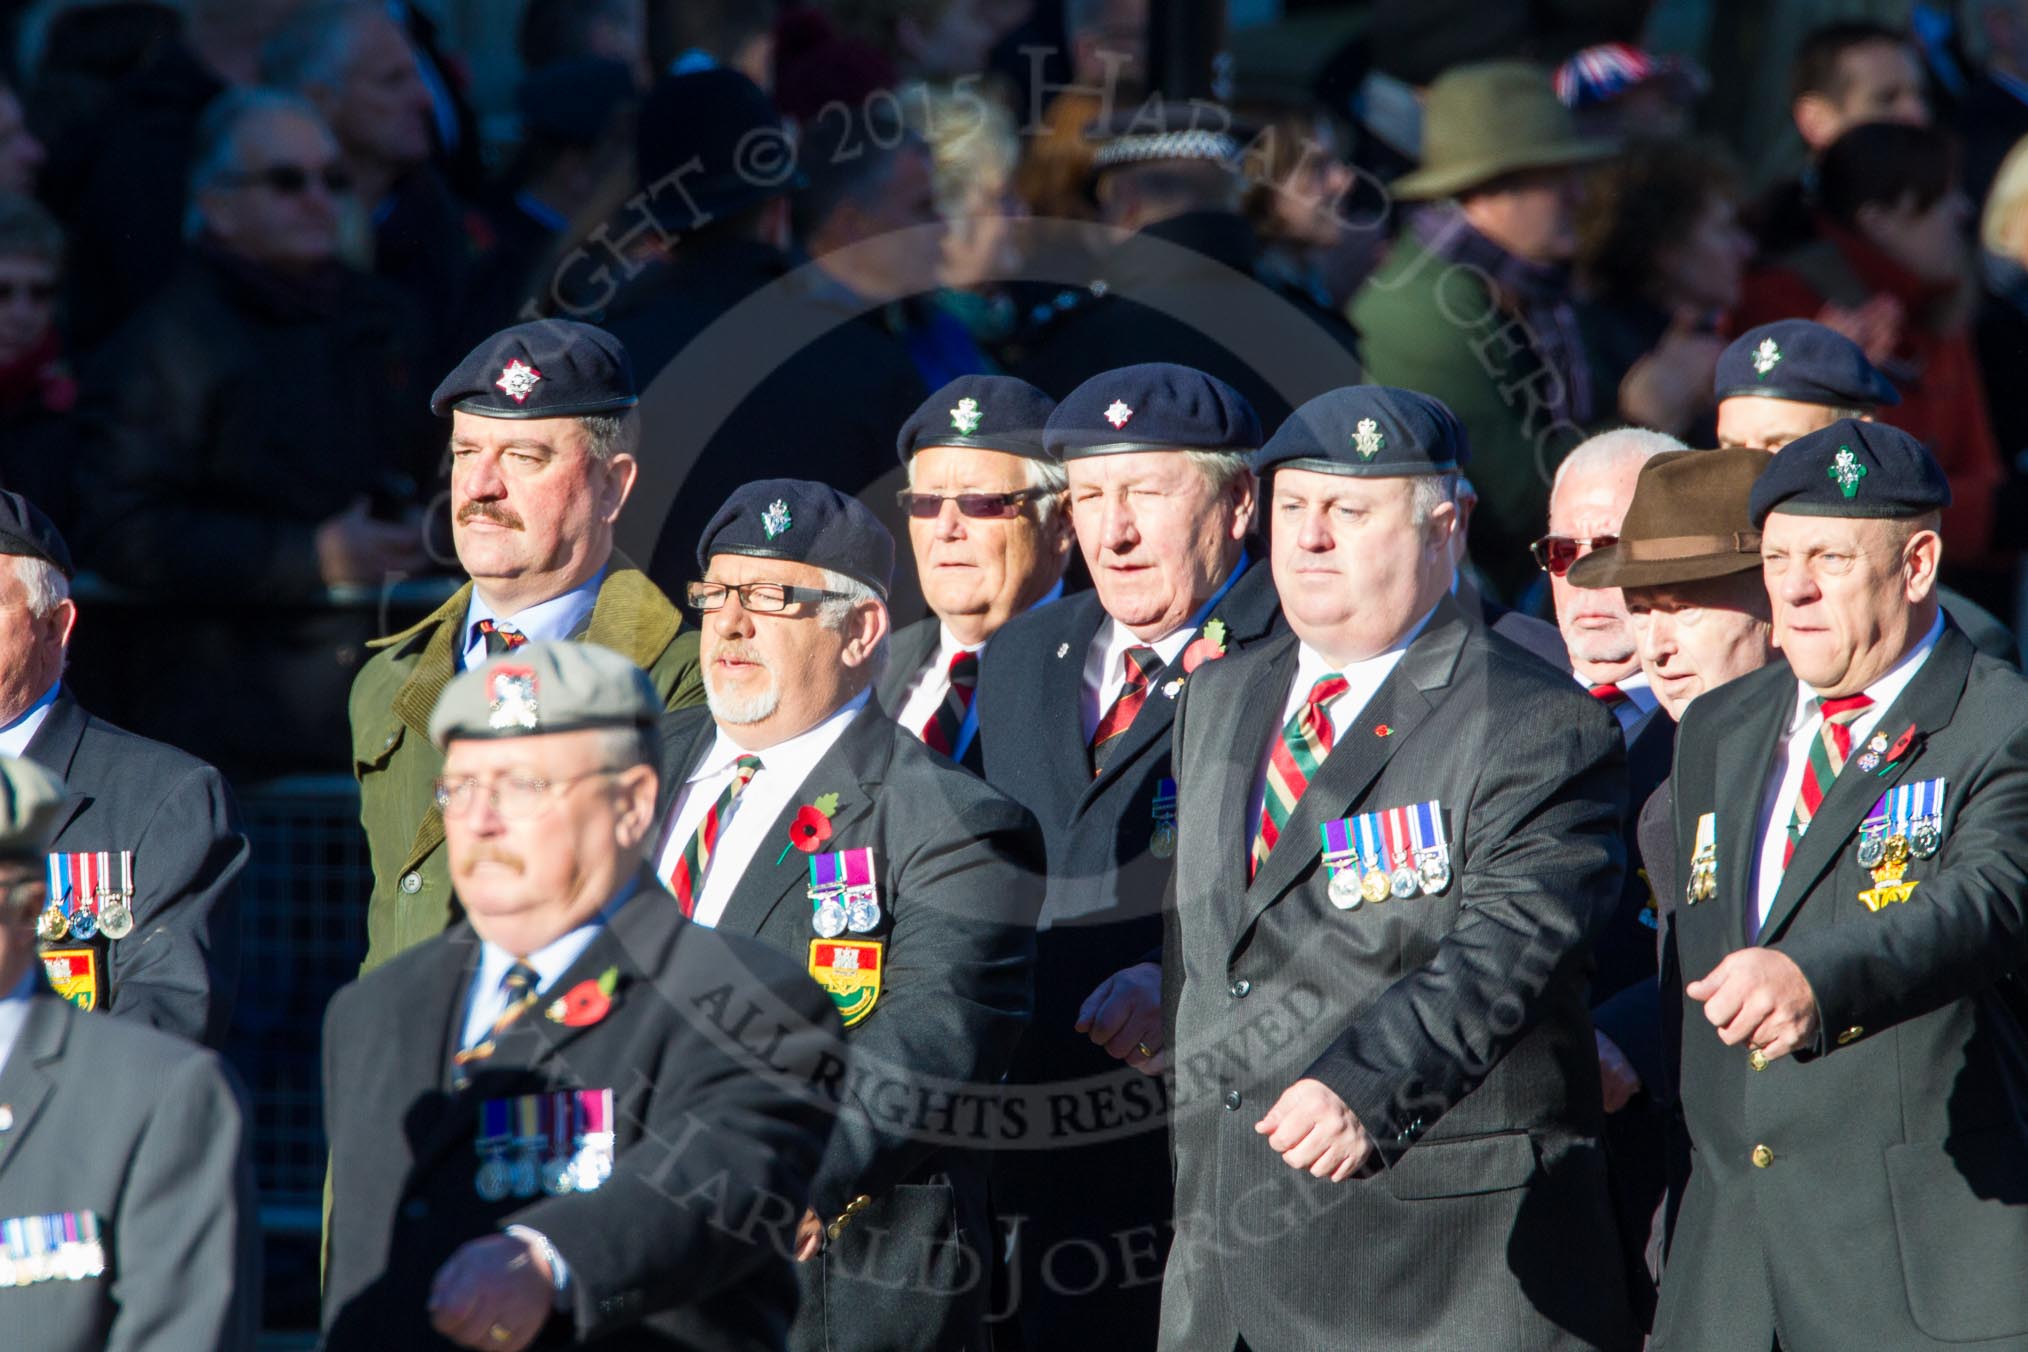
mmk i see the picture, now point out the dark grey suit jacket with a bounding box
[1159,598,1639,1351]
[658,703,1042,1352]
[873,617,984,776]
[0,983,259,1351]
[1655,628,2028,1351]
[323,883,840,1351]
[23,686,246,1047]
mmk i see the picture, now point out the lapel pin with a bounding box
[1056,643,1069,659]
[1374,724,1392,738]
[1162,678,1184,700]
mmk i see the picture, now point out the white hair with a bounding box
[1181,449,1255,496]
[13,554,67,618]
[1408,471,1463,527]
[1550,427,1684,502]
[816,567,889,681]
[905,454,1069,524]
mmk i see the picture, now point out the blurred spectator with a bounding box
[0,75,45,193]
[1555,42,1707,140]
[386,0,487,199]
[1350,61,1612,603]
[1975,132,2028,553]
[913,82,1026,348]
[31,0,305,349]
[66,90,435,779]
[771,5,897,123]
[1240,103,1378,315]
[0,194,74,532]
[1958,0,2028,207]
[651,0,778,88]
[1013,0,1147,224]
[262,0,473,365]
[830,0,1033,81]
[1577,137,1753,441]
[518,0,648,87]
[1750,20,1929,257]
[1738,120,2003,570]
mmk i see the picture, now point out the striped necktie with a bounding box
[920,649,979,756]
[1588,682,1627,706]
[474,618,528,656]
[1783,693,1875,865]
[668,755,763,917]
[453,961,541,1067]
[1090,645,1158,776]
[1252,674,1350,877]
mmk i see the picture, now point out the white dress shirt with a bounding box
[458,570,605,671]
[893,582,1066,748]
[1081,619,1197,742]
[0,961,39,1081]
[1246,606,1437,833]
[1575,668,1661,741]
[0,681,58,758]
[1749,613,1944,934]
[457,879,637,1051]
[654,691,870,928]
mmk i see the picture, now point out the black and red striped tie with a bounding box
[920,650,979,756]
[1090,646,1158,776]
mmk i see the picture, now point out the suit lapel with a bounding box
[1706,672,1790,954]
[1213,635,1298,912]
[875,619,939,713]
[0,993,69,1183]
[1757,629,1973,942]
[1043,597,1108,797]
[20,691,91,839]
[387,586,471,872]
[389,931,483,1177]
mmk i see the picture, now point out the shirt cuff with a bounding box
[505,1224,571,1310]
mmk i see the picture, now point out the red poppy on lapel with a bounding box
[1181,618,1228,673]
[777,792,842,865]
[547,966,619,1026]
[1876,723,1919,774]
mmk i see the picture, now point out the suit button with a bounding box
[1223,1090,1241,1111]
[400,872,422,895]
[382,731,397,750]
[1229,979,1251,999]
[1838,1026,1864,1046]
[1751,1144,1774,1169]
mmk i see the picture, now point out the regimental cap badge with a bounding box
[1104,399,1133,429]
[1352,417,1385,459]
[495,358,543,404]
[950,397,982,435]
[1752,338,1781,377]
[762,498,793,539]
[1827,445,1868,498]
[487,665,540,731]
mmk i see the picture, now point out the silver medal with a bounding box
[844,893,882,933]
[540,1156,577,1197]
[812,897,848,938]
[1150,822,1176,859]
[96,898,133,939]
[1911,821,1940,859]
[510,1153,540,1199]
[1327,869,1362,910]
[475,1156,511,1202]
[1389,866,1418,900]
[1417,854,1450,896]
[1856,834,1884,869]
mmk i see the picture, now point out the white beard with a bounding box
[704,668,781,725]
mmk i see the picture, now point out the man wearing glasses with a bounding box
[350,318,702,975]
[878,375,1075,774]
[324,641,837,1352]
[654,480,1041,1352]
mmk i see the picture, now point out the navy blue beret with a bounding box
[1748,418,1950,526]
[431,319,638,420]
[1043,363,1262,460]
[697,479,895,598]
[0,490,71,578]
[897,375,1058,463]
[1255,386,1472,478]
[1715,319,1900,409]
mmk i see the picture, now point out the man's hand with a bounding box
[316,496,428,588]
[794,1208,824,1262]
[1596,1028,1642,1113]
[1687,947,1820,1063]
[1255,1078,1370,1182]
[1618,307,1725,436]
[427,1233,555,1350]
[1076,961,1165,1074]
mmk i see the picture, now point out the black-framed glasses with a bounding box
[895,487,1053,519]
[686,580,857,613]
[225,163,354,196]
[432,769,621,820]
[1530,533,1618,577]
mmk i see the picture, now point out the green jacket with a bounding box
[347,558,703,973]
[1349,235,1584,603]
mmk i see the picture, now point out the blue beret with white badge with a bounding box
[1255,385,1472,478]
[1748,418,1950,526]
[1715,319,1900,409]
[1043,362,1262,460]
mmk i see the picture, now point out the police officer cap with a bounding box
[0,490,73,578]
[897,375,1058,463]
[0,755,64,861]
[1748,418,1950,527]
[1715,319,1900,409]
[1044,363,1262,460]
[1087,103,1245,173]
[1254,386,1472,478]
[697,479,895,599]
[428,641,659,749]
[430,319,638,420]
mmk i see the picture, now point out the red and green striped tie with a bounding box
[1252,674,1349,877]
[668,755,762,917]
[1784,693,1874,865]
[1090,646,1159,776]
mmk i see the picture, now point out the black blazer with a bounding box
[873,617,984,776]
[322,884,840,1352]
[23,685,247,1048]
[658,703,1042,1352]
[1654,626,2028,1351]
[1159,598,1639,1352]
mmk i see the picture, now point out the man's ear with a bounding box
[1793,93,1842,152]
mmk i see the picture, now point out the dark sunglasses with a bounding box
[896,487,1053,520]
[0,281,56,303]
[1529,533,1618,577]
[229,164,354,196]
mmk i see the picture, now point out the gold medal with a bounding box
[1360,869,1391,904]
[35,907,68,943]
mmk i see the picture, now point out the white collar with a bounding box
[465,569,606,648]
[691,689,871,784]
[1784,612,1945,736]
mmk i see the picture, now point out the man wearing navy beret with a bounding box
[877,375,1074,774]
[1156,385,1636,1351]
[350,319,704,974]
[973,362,1283,1349]
[651,479,1042,1352]
[1657,419,2028,1349]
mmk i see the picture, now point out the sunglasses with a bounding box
[228,164,354,196]
[0,281,56,304]
[1530,533,1618,576]
[896,487,1052,520]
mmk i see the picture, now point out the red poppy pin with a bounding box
[777,792,842,865]
[1875,723,1919,774]
[1181,618,1228,673]
[546,966,619,1026]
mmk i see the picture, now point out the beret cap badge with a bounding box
[1103,399,1133,429]
[487,667,540,731]
[949,397,982,435]
[1752,338,1781,377]
[494,358,543,404]
[762,499,793,540]
[1828,446,1867,498]
[1352,418,1385,459]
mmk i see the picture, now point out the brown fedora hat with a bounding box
[1568,448,1768,589]
[1390,60,1618,201]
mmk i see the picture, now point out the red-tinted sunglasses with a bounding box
[1529,533,1618,576]
[896,488,1052,519]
